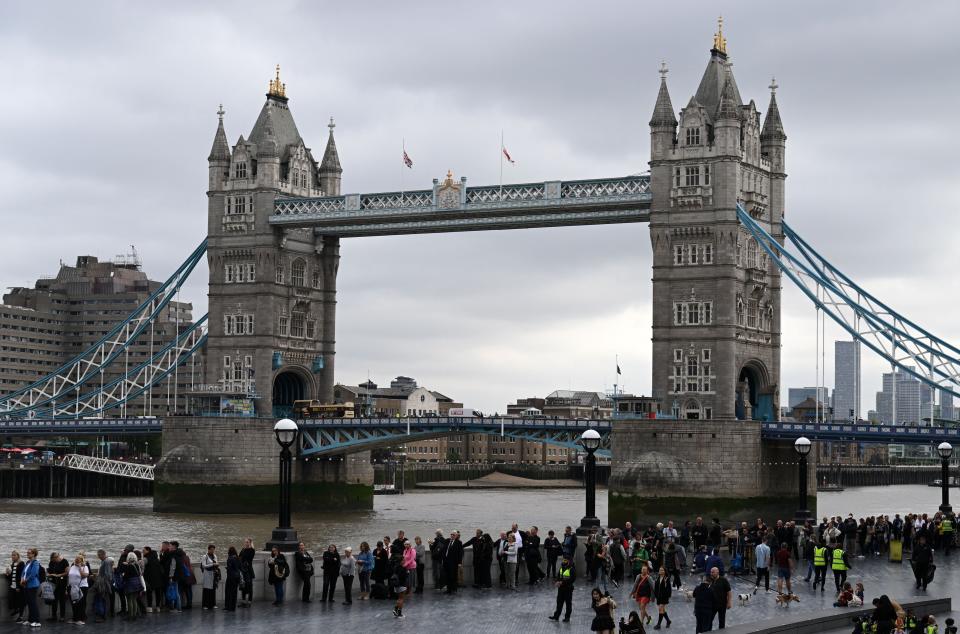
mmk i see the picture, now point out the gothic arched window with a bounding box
[291,259,306,287]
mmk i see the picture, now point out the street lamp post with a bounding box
[793,436,812,524]
[577,429,602,535]
[266,418,300,551]
[938,442,953,515]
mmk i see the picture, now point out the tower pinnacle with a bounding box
[208,103,230,162]
[267,64,287,100]
[712,15,727,55]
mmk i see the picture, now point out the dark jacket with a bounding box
[226,555,241,582]
[654,575,672,603]
[143,551,165,589]
[294,551,315,578]
[321,550,339,575]
[544,537,562,561]
[267,554,288,585]
[444,538,464,567]
[430,536,448,561]
[561,533,578,558]
[693,581,714,612]
[711,575,731,610]
[525,534,542,563]
[239,547,256,581]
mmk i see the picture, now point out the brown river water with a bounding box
[0,484,946,557]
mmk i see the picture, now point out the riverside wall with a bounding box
[154,416,373,513]
[608,419,817,526]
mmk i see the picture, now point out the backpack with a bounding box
[40,580,56,603]
[370,582,388,600]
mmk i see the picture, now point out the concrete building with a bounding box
[834,340,860,421]
[816,441,887,465]
[507,390,613,419]
[876,369,922,425]
[787,387,829,410]
[942,391,956,422]
[0,253,196,413]
[790,397,832,422]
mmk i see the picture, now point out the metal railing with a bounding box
[58,454,155,481]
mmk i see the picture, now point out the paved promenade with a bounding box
[31,554,956,633]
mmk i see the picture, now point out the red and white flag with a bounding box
[502,147,515,164]
[402,150,413,169]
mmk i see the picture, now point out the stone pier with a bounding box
[154,416,373,513]
[608,419,816,526]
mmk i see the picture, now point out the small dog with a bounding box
[775,593,800,607]
[737,593,751,607]
[683,589,694,601]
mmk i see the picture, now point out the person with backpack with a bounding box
[239,538,256,607]
[171,541,194,610]
[200,544,220,610]
[320,544,340,603]
[294,542,314,603]
[119,552,143,620]
[390,555,409,618]
[267,547,289,606]
[46,551,68,623]
[429,529,447,590]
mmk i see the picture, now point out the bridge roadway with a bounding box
[2,417,958,448]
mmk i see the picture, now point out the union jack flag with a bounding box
[402,150,413,169]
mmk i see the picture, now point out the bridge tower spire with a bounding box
[319,116,343,196]
[648,24,784,422]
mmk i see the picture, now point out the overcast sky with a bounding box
[1,1,958,415]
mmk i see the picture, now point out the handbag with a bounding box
[40,580,56,602]
[69,585,82,603]
[165,581,179,603]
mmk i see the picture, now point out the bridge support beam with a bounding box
[154,416,373,513]
[608,420,816,527]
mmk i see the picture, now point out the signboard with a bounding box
[220,398,255,417]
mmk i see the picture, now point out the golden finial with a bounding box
[268,64,287,99]
[713,16,727,54]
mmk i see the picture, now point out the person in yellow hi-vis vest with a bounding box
[942,515,954,556]
[831,543,851,593]
[811,541,828,593]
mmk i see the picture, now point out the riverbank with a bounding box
[416,471,583,489]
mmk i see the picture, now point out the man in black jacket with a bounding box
[548,555,576,623]
[691,517,708,551]
[525,526,545,585]
[443,531,463,594]
[462,529,485,589]
[910,534,934,590]
[429,530,447,590]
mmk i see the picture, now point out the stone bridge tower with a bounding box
[206,67,342,416]
[648,23,786,422]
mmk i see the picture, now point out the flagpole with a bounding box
[499,129,504,200]
[401,138,405,204]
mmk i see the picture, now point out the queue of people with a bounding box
[4,508,956,630]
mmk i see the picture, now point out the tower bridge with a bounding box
[2,24,958,521]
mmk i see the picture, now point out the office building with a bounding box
[833,340,860,421]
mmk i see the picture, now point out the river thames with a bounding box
[0,484,948,556]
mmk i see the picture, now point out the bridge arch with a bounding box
[272,367,313,416]
[737,360,770,421]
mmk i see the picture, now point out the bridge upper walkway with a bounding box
[269,175,651,236]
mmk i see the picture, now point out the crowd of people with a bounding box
[4,510,956,632]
